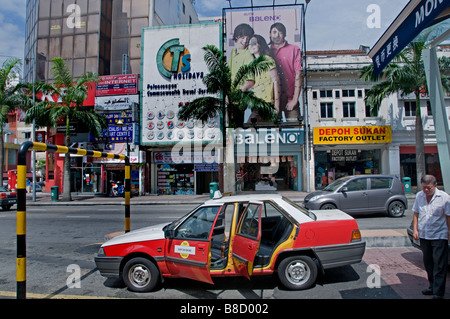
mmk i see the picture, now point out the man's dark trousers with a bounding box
[420,238,448,297]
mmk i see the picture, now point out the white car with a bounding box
[95,193,366,292]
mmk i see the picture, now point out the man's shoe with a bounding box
[432,295,443,299]
[422,288,433,295]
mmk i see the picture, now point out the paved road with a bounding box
[0,203,447,300]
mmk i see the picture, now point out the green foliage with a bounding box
[178,45,278,128]
[24,57,107,137]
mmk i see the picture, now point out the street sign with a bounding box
[369,0,449,76]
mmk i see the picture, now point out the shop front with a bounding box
[153,151,219,195]
[234,128,304,191]
[312,125,392,189]
[93,145,145,196]
[400,145,442,186]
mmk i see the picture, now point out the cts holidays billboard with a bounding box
[141,23,222,145]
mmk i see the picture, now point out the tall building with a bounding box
[24,0,199,82]
[21,0,199,195]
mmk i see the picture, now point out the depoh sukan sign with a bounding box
[313,126,392,144]
[140,23,222,146]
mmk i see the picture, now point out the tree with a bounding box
[25,57,107,201]
[361,42,449,189]
[178,45,278,192]
[179,45,278,127]
[0,58,24,184]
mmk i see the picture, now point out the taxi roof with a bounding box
[202,192,315,223]
[203,193,283,205]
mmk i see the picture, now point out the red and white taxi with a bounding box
[95,193,365,292]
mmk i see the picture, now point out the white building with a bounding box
[306,47,450,190]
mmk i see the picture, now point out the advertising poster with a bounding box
[224,5,304,123]
[141,23,222,146]
[95,74,138,96]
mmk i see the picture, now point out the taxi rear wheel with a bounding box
[123,257,160,292]
[278,255,318,290]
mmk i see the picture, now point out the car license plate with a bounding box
[8,200,16,204]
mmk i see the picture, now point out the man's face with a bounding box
[235,35,250,50]
[270,27,284,45]
[421,182,436,197]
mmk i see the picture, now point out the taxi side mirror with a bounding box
[164,229,175,239]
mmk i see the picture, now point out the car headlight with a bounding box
[97,247,105,257]
[308,195,322,202]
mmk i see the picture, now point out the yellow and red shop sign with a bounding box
[313,126,392,145]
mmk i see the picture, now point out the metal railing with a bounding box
[16,141,131,299]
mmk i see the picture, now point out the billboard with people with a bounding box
[224,5,305,124]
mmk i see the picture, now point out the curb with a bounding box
[103,229,414,249]
[361,229,412,248]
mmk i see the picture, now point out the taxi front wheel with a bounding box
[123,257,160,292]
[278,255,318,290]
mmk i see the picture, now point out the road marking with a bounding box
[66,215,91,219]
[0,290,121,299]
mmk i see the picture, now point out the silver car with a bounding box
[304,175,407,217]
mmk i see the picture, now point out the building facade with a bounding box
[22,0,199,195]
[306,48,450,190]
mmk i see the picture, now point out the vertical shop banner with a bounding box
[141,23,222,146]
[224,5,304,123]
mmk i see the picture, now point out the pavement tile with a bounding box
[364,247,450,299]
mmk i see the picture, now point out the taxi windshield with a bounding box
[163,204,202,232]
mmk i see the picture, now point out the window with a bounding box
[344,178,368,191]
[370,177,393,190]
[320,90,332,98]
[404,101,416,116]
[263,201,282,218]
[335,90,340,98]
[426,101,432,116]
[358,90,363,98]
[365,103,372,117]
[175,206,220,239]
[343,102,356,118]
[237,203,260,239]
[320,102,333,118]
[342,89,355,97]
[312,91,318,99]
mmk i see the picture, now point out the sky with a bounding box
[0,0,411,69]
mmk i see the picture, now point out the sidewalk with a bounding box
[25,190,313,206]
[26,190,417,206]
[363,247,450,299]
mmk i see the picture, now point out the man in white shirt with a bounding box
[412,175,450,299]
